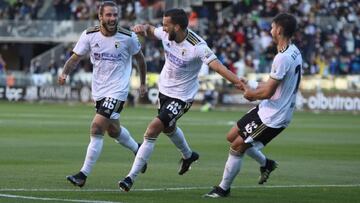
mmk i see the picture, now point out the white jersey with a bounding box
[73,26,141,101]
[258,44,302,128]
[154,27,217,102]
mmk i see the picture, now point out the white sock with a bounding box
[219,150,243,190]
[166,127,192,159]
[127,138,156,181]
[115,126,138,154]
[80,135,103,176]
[245,147,266,167]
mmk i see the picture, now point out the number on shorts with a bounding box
[245,121,258,134]
[102,98,116,110]
[166,101,182,115]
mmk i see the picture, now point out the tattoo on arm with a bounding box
[62,54,81,75]
[145,24,156,39]
[134,51,147,85]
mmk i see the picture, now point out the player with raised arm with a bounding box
[58,1,147,187]
[205,13,303,198]
[118,8,242,192]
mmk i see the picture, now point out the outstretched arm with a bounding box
[242,78,280,101]
[208,59,245,88]
[58,53,82,85]
[132,24,156,39]
[133,50,147,97]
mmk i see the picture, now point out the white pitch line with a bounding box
[0,193,123,203]
[1,184,360,192]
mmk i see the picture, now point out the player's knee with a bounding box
[226,127,240,143]
[231,142,250,154]
[145,126,156,138]
[107,125,120,138]
[144,124,162,139]
[107,123,120,137]
[230,135,249,152]
[90,122,105,136]
[226,134,234,142]
[164,125,176,136]
[144,118,164,139]
[226,132,238,143]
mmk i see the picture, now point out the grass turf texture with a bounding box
[0,101,359,203]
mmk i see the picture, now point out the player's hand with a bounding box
[242,85,256,101]
[235,83,244,91]
[58,73,67,85]
[235,78,247,91]
[239,77,248,84]
[132,24,148,36]
[139,84,148,97]
[244,94,255,102]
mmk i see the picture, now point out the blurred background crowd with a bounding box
[0,0,359,81]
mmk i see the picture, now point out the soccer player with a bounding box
[118,8,242,192]
[204,13,303,198]
[58,1,147,187]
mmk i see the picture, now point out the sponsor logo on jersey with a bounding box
[94,53,101,60]
[165,51,186,67]
[182,49,186,56]
[93,52,122,61]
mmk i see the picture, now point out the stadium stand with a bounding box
[0,0,359,106]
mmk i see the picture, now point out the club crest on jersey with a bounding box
[181,49,186,56]
[115,41,120,48]
[94,53,100,60]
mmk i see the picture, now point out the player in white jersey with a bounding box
[205,13,302,198]
[58,1,147,187]
[118,8,242,192]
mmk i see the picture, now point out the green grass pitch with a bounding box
[0,101,359,203]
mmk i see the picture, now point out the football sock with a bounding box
[245,147,266,167]
[127,138,155,181]
[80,135,103,176]
[115,126,138,153]
[219,148,244,190]
[166,127,192,159]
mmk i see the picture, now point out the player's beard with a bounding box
[102,20,118,35]
[168,30,176,41]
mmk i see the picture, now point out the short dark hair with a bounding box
[272,13,297,38]
[164,8,188,30]
[99,1,117,15]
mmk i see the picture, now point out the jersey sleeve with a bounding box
[73,30,90,56]
[153,27,166,40]
[196,44,217,65]
[270,54,289,80]
[129,32,141,55]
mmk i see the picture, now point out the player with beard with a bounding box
[59,1,147,187]
[118,8,243,192]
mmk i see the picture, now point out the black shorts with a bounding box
[237,106,284,146]
[95,97,124,119]
[157,92,192,128]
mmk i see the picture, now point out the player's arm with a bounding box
[132,24,156,39]
[58,53,82,85]
[208,59,244,87]
[242,77,280,101]
[133,50,147,97]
